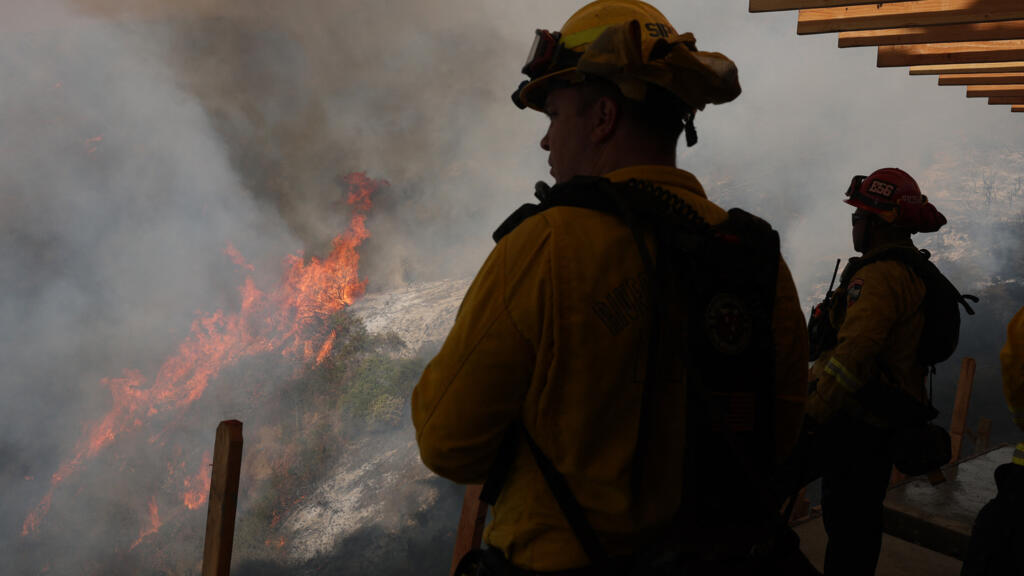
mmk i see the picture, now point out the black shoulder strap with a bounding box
[492,178,617,243]
[520,423,610,567]
[841,247,978,316]
[492,176,712,244]
[487,176,666,568]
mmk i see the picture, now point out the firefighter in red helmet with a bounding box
[801,168,968,575]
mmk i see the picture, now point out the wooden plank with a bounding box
[911,61,1024,74]
[798,1,1024,35]
[788,486,810,523]
[202,420,244,576]
[450,485,487,575]
[884,446,1012,559]
[989,95,1024,104]
[967,84,1024,97]
[975,418,992,453]
[878,40,1024,67]
[938,72,1024,85]
[1014,105,1024,111]
[927,469,947,486]
[839,20,1024,48]
[948,358,975,464]
[751,0,917,13]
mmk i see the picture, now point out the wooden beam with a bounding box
[450,485,487,575]
[975,418,992,454]
[938,72,1024,85]
[990,96,1024,104]
[751,0,917,13]
[798,1,1024,35]
[967,84,1024,97]
[948,358,975,464]
[1013,105,1024,111]
[839,20,1024,48]
[911,61,1024,74]
[202,420,244,576]
[878,40,1024,67]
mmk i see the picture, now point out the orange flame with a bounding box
[183,452,212,510]
[225,243,255,272]
[21,172,384,539]
[315,330,337,366]
[130,497,161,551]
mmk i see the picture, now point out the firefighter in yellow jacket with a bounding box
[412,1,811,573]
[1003,307,1024,436]
[806,168,948,575]
[960,307,1024,575]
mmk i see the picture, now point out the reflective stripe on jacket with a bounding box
[411,165,808,571]
[807,242,927,426]
[1002,307,1024,433]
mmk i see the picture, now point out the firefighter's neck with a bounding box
[584,107,677,175]
[857,224,912,255]
[590,131,677,174]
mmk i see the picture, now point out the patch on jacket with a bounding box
[592,273,649,335]
[847,278,864,307]
[705,292,752,355]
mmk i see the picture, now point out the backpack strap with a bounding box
[485,177,665,568]
[839,247,977,316]
[519,423,611,568]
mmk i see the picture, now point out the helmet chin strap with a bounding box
[684,111,698,147]
[855,214,877,254]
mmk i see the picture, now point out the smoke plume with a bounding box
[2,1,1023,574]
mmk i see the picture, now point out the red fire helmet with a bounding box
[844,167,946,233]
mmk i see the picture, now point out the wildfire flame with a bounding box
[22,172,384,539]
[183,452,212,510]
[130,497,161,551]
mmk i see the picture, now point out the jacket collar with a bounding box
[602,165,707,199]
[860,239,918,260]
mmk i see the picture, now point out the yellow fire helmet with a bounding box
[512,0,742,145]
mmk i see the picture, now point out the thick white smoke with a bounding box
[2,0,1023,574]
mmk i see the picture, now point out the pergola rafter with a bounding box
[797,1,1024,35]
[878,40,1024,67]
[910,62,1024,75]
[749,0,918,13]
[838,20,1024,48]
[938,73,1024,86]
[989,96,1024,105]
[966,84,1024,98]
[750,0,1024,116]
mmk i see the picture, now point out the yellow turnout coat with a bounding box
[412,165,807,571]
[1002,306,1024,434]
[807,241,928,426]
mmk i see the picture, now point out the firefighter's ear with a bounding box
[589,96,620,143]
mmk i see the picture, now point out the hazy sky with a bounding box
[1,1,1022,573]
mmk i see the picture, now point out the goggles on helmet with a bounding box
[512,29,587,109]
[523,30,562,79]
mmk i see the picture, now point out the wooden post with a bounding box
[788,486,810,524]
[450,484,488,576]
[975,418,993,453]
[202,420,244,576]
[949,358,976,464]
